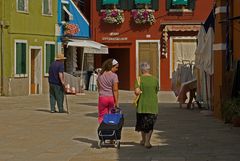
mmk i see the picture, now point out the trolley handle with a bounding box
[111,107,122,114]
[98,130,115,137]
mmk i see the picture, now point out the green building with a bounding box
[0,0,58,96]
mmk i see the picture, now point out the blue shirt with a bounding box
[48,60,64,86]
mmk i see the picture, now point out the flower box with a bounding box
[101,9,124,24]
[63,23,80,36]
[131,9,155,25]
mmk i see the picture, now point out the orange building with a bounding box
[213,0,240,118]
[91,0,214,90]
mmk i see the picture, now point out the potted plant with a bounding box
[63,23,80,36]
[221,97,240,125]
[232,112,240,127]
[100,9,124,24]
[131,9,155,25]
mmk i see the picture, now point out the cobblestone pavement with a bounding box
[0,90,240,161]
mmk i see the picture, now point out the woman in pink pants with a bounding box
[97,58,119,123]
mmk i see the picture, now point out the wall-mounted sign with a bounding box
[102,37,128,41]
[166,25,201,31]
[109,32,120,36]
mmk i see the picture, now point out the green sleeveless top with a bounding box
[134,75,159,114]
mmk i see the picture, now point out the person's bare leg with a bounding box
[187,90,194,109]
[140,131,145,145]
[145,130,153,148]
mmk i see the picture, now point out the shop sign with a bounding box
[166,25,200,31]
[102,37,128,41]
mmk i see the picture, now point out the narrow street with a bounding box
[0,91,240,161]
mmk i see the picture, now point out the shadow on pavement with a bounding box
[73,137,99,149]
[85,112,98,118]
[76,103,98,107]
[79,102,217,160]
[36,109,51,113]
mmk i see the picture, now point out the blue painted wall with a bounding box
[57,0,90,43]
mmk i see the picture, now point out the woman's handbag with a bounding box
[133,76,141,107]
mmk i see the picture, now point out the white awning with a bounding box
[67,39,108,54]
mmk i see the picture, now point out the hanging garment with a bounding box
[195,25,207,70]
[201,27,214,75]
[88,73,98,91]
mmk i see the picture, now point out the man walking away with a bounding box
[48,53,66,113]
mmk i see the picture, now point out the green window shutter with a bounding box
[16,43,22,74]
[18,0,25,11]
[151,0,159,10]
[21,43,26,74]
[96,0,102,11]
[16,43,26,74]
[45,45,51,74]
[172,0,188,5]
[128,0,134,9]
[135,0,151,4]
[120,0,128,9]
[50,45,55,63]
[188,0,195,10]
[46,44,55,74]
[43,0,49,14]
[166,0,172,11]
[102,0,119,5]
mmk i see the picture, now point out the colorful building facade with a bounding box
[57,0,90,75]
[91,0,214,90]
[213,0,240,118]
[0,0,58,96]
[58,0,108,91]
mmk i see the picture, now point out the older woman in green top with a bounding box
[134,62,159,149]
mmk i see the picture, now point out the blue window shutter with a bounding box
[151,0,159,10]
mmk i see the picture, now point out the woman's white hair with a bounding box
[140,62,150,72]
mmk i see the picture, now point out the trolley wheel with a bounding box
[115,141,120,149]
[98,140,103,148]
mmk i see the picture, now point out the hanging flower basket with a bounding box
[100,9,124,24]
[131,9,155,25]
[63,23,80,36]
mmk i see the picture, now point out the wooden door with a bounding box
[138,42,159,80]
[31,50,36,94]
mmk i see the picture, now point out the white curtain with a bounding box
[173,40,197,71]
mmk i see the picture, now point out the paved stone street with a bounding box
[0,91,240,161]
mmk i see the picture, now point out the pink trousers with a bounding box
[98,96,114,123]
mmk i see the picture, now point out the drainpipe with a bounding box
[0,21,4,95]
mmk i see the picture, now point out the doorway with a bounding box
[100,48,130,90]
[137,40,160,85]
[30,47,42,94]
